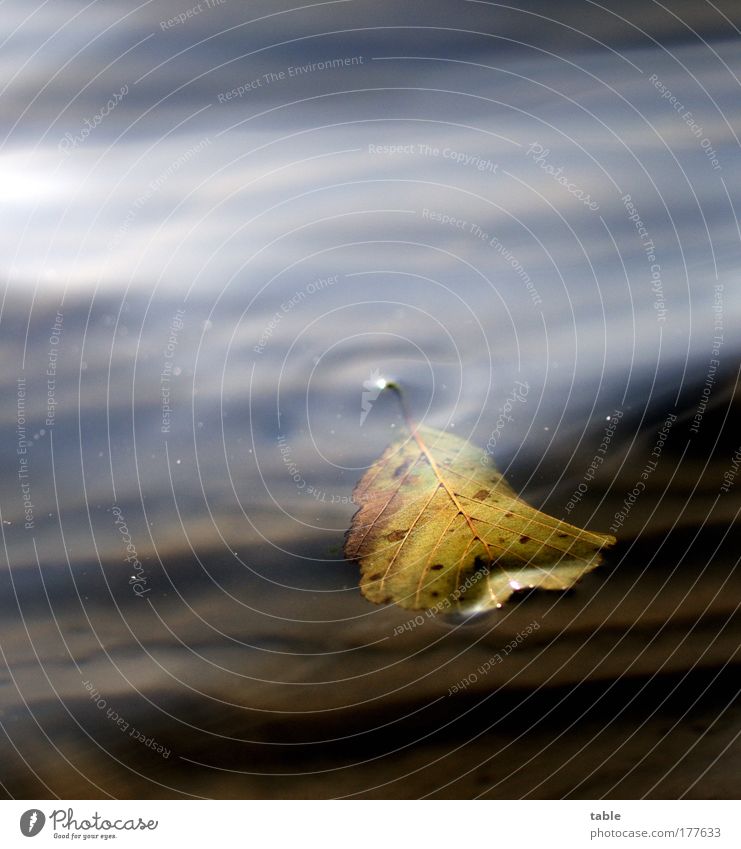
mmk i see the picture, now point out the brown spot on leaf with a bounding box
[520,535,530,544]
[431,563,445,571]
[393,460,411,478]
[386,528,408,542]
[472,488,489,501]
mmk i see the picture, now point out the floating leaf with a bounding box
[345,404,615,613]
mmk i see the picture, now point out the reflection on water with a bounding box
[1,0,740,798]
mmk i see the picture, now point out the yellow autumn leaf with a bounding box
[345,403,615,613]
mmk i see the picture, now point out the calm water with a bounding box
[1,0,739,798]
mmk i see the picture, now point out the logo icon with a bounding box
[20,810,45,837]
[360,369,387,426]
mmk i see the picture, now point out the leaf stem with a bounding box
[384,382,493,560]
[384,381,418,436]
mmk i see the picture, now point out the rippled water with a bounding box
[1,0,739,799]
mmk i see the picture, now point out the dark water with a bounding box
[0,0,739,798]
